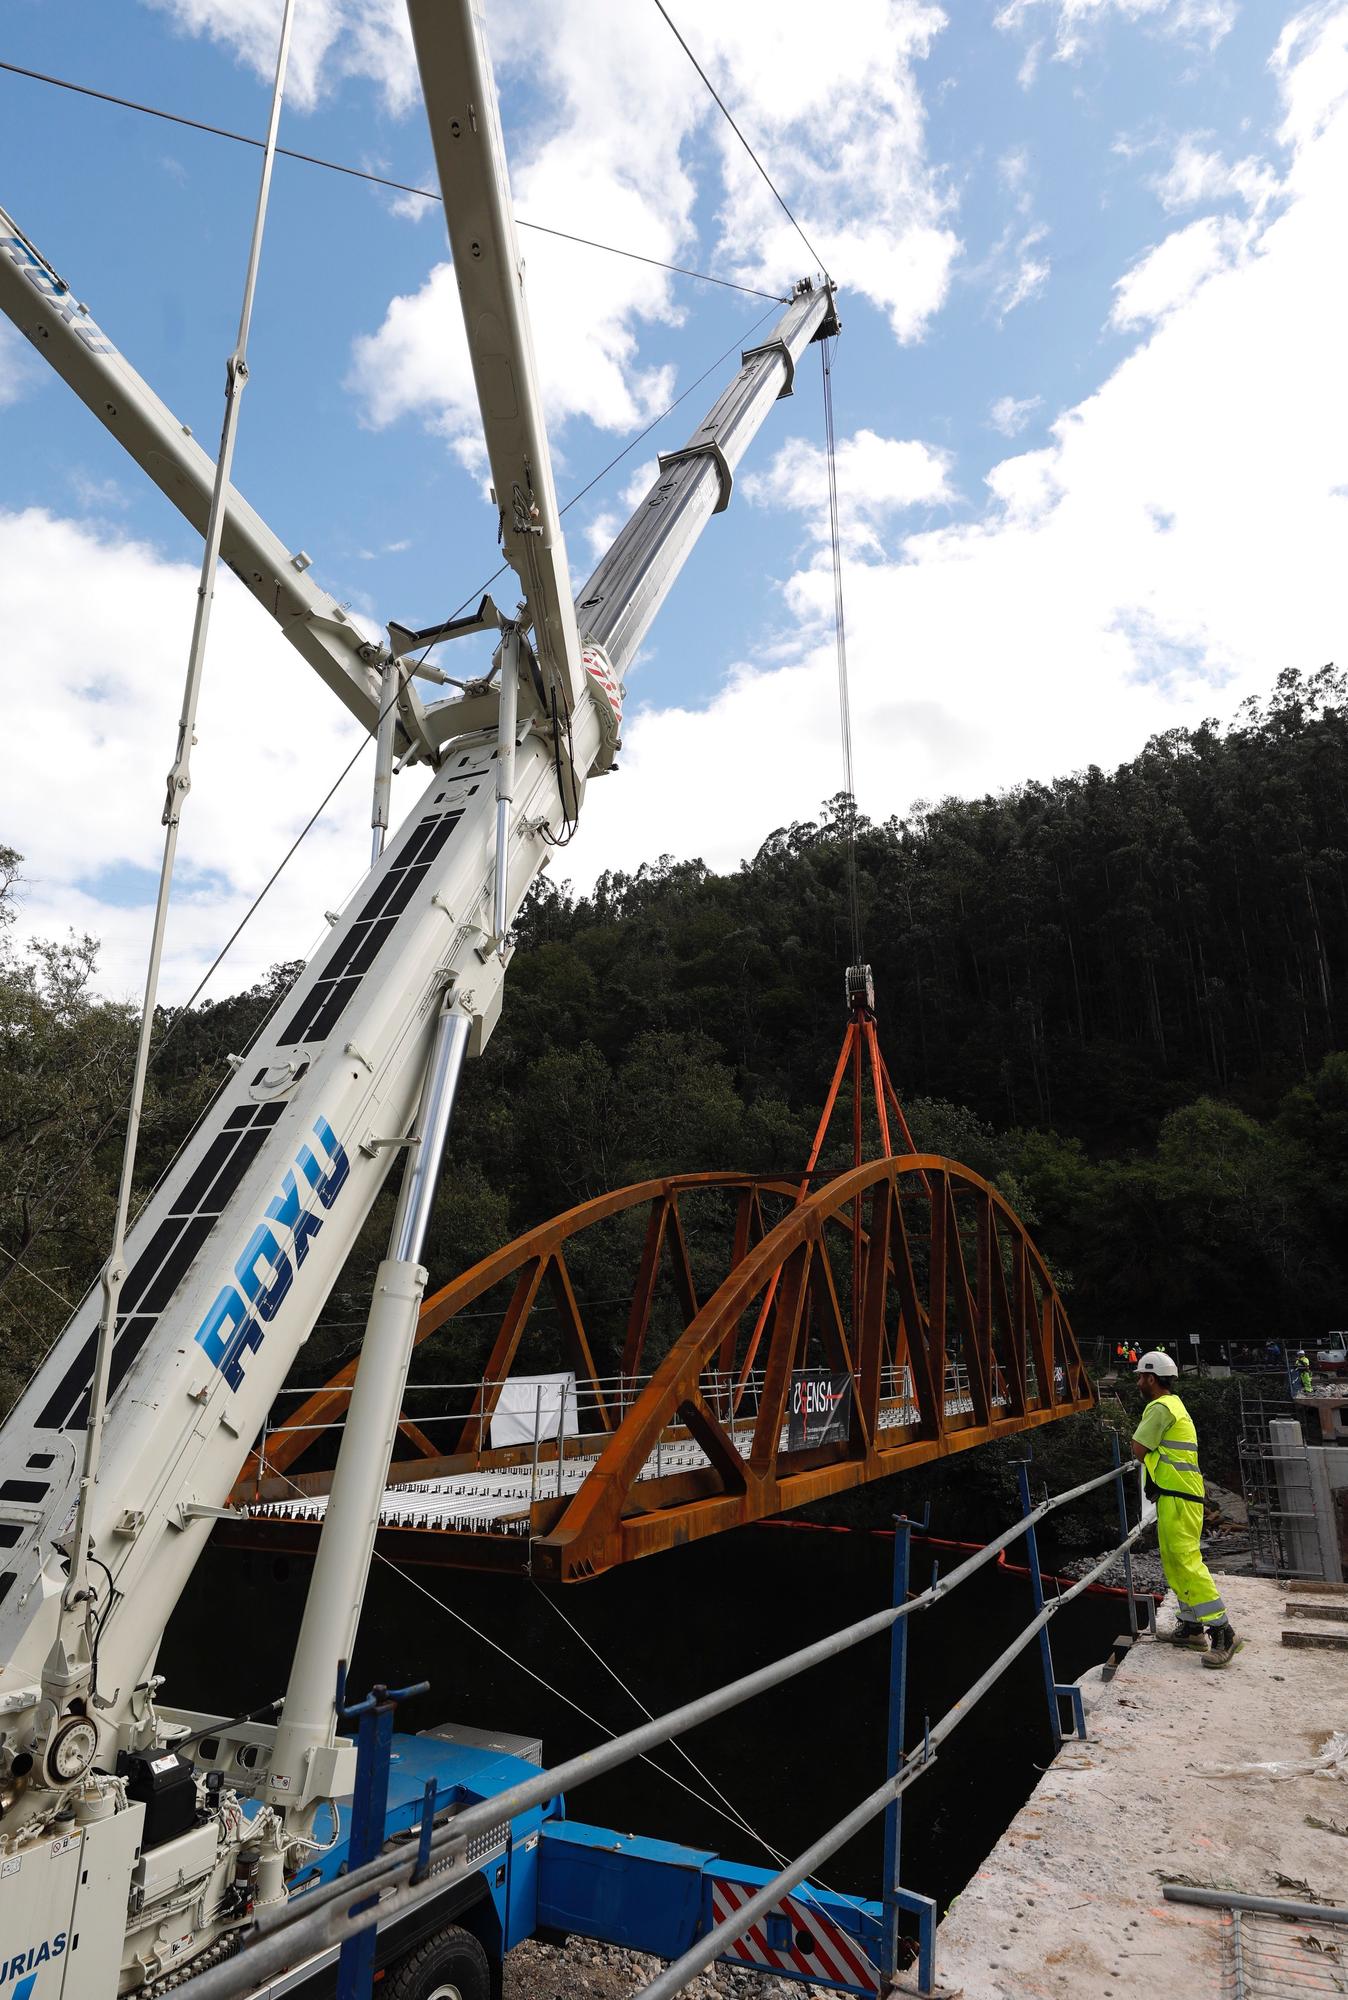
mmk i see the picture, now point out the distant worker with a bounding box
[1297,1350,1313,1395]
[1132,1351,1243,1669]
[1127,1344,1138,1366]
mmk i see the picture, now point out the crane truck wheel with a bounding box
[384,1925,491,2000]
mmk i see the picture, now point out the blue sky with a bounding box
[2,0,1346,997]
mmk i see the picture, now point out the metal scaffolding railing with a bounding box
[179,1440,1152,2000]
[1238,1390,1325,1580]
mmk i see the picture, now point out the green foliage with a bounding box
[0,853,137,1409]
[2,668,1347,1417]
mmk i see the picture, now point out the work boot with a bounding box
[1162,1621,1209,1651]
[1202,1623,1244,1669]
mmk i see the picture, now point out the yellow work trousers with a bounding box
[1157,1493,1226,1626]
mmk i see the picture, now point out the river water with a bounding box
[162,1521,1120,1916]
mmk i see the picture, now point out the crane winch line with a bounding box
[821,333,864,969]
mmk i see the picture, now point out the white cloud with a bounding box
[995,0,1237,62]
[349,254,678,451]
[998,146,1032,198]
[989,393,1043,435]
[0,320,39,409]
[1018,37,1044,84]
[30,0,1348,996]
[0,507,395,999]
[147,0,960,396]
[691,1,959,341]
[555,3,1348,894]
[744,430,953,554]
[144,0,416,114]
[994,243,1052,317]
[1275,1,1348,147]
[1156,136,1281,212]
[1109,212,1251,325]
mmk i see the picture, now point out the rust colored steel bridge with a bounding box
[226,1147,1093,1582]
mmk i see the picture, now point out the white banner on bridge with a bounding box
[490,1372,580,1448]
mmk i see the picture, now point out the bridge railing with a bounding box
[198,1440,1153,2000]
[253,1356,1020,1526]
[263,1357,998,1458]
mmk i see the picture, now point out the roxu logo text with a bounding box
[193,1116,349,1390]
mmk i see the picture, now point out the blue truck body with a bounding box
[297,1731,883,1996]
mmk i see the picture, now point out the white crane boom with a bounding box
[0,4,837,1989]
[407,0,585,718]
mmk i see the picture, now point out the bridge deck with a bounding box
[227,1370,1058,1577]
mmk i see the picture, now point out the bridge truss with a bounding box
[230,1135,1093,1580]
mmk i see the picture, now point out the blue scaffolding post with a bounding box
[1014,1458,1086,1746]
[335,1672,431,2000]
[881,1513,936,1996]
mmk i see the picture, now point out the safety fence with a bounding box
[179,1437,1154,2000]
[1238,1390,1338,1582]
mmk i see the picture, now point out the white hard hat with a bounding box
[1136,1350,1179,1378]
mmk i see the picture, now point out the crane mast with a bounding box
[0,2,837,1990]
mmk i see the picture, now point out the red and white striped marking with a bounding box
[709,1877,878,1995]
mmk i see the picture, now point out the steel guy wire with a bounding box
[529,1577,777,1853]
[62,0,298,1623]
[229,1454,768,1843]
[0,1238,75,1311]
[0,59,786,306]
[367,1550,795,1848]
[650,0,831,281]
[527,1571,883,1961]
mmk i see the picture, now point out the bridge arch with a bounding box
[237,1155,1091,1580]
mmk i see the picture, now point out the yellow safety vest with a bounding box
[1142,1392,1204,1499]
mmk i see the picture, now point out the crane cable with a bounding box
[0,58,787,307]
[821,335,863,963]
[254,1440,876,1963]
[650,1,831,282]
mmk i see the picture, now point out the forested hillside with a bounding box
[2,666,1346,1415]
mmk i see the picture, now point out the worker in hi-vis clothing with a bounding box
[1131,1351,1243,1668]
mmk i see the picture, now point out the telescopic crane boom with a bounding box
[0,3,836,1990]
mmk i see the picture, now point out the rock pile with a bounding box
[503,1936,812,1999]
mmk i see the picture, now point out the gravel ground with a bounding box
[502,1937,812,1999]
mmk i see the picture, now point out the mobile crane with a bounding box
[0,6,872,1998]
